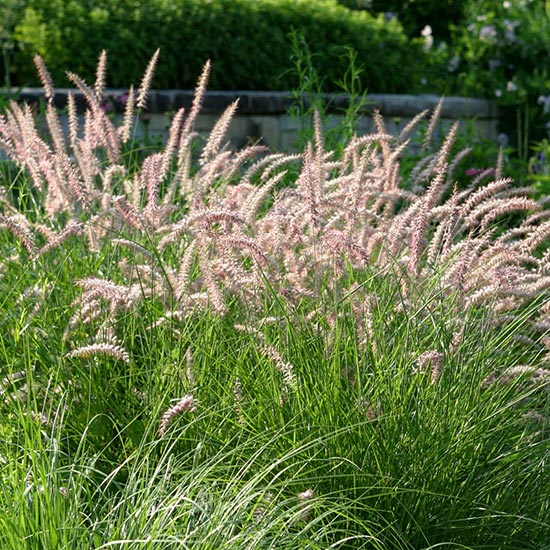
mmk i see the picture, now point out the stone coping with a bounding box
[7,89,498,119]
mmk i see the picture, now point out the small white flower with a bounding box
[506,81,518,92]
[421,25,433,51]
[447,56,460,72]
[537,95,550,113]
[495,89,502,98]
[479,25,497,41]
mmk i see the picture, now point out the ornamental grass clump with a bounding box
[0,50,549,399]
[3,59,547,354]
[0,51,548,548]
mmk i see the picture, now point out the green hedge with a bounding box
[9,0,424,93]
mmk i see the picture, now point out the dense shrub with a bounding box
[9,0,423,93]
[369,0,464,40]
[421,0,550,156]
[446,0,548,101]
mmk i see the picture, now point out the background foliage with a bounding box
[446,0,550,153]
[346,0,550,167]
[8,0,423,93]
[4,0,550,187]
[339,0,464,40]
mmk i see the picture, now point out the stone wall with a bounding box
[11,88,499,152]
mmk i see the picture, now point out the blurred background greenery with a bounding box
[2,0,550,179]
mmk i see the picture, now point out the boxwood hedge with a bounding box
[9,0,424,93]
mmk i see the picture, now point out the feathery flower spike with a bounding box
[137,49,160,109]
[66,343,130,364]
[158,394,196,436]
[33,55,55,103]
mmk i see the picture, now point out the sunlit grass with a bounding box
[0,226,548,549]
[0,52,549,549]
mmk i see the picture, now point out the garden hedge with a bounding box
[8,0,424,93]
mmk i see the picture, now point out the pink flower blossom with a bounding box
[117,91,130,105]
[465,168,482,176]
[465,167,495,177]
